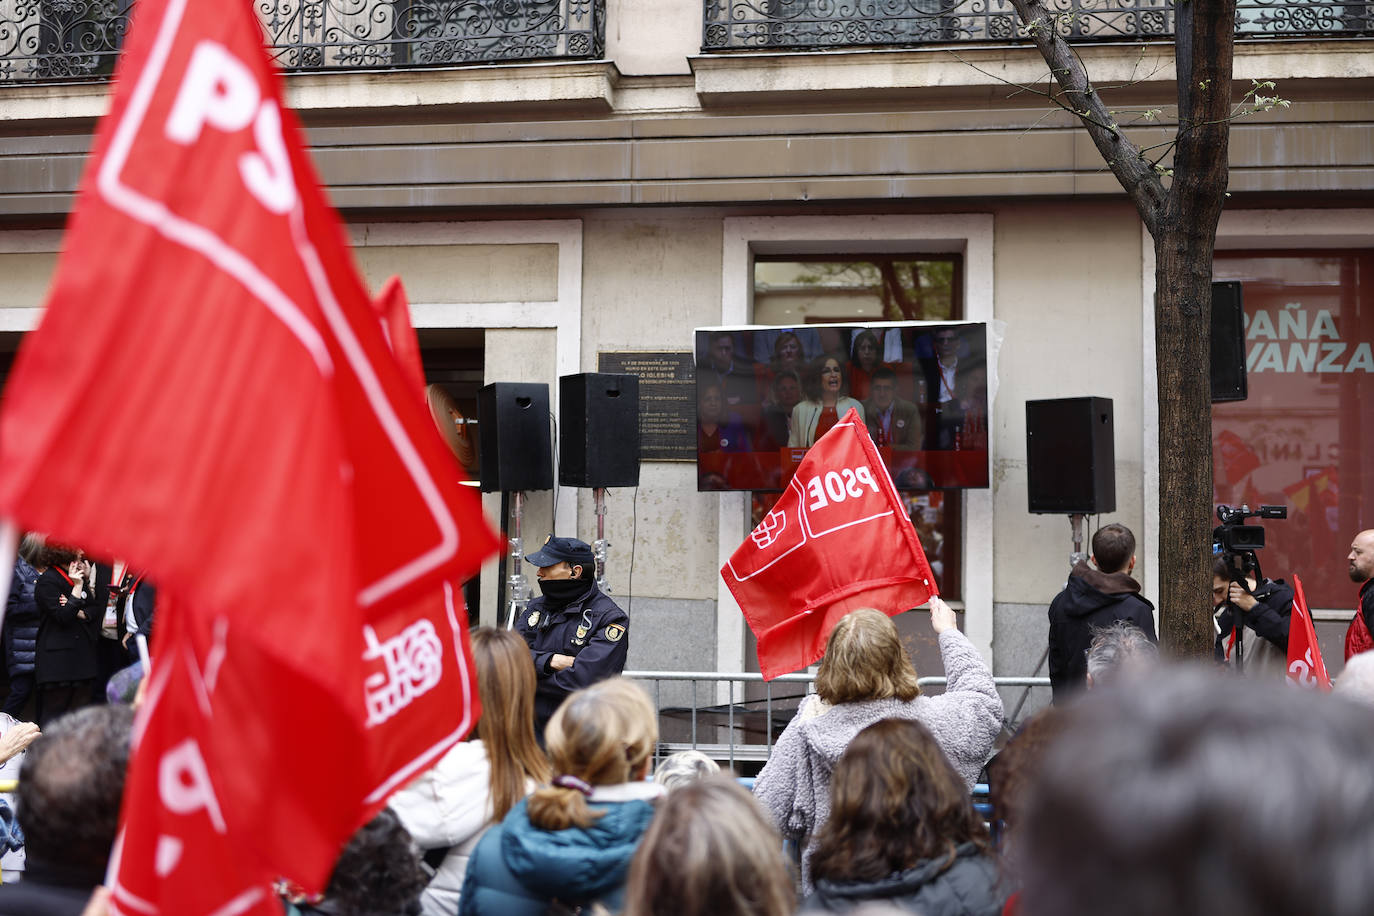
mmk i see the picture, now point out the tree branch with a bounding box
[1007,0,1168,237]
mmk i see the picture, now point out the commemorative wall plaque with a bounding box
[597,351,695,461]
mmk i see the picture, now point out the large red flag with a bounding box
[722,409,937,679]
[1287,574,1331,690]
[0,0,500,909]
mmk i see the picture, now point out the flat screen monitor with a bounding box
[694,322,990,492]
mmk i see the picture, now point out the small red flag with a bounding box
[722,409,937,679]
[1287,574,1331,690]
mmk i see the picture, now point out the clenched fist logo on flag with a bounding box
[722,409,939,679]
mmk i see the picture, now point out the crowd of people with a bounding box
[3,526,1374,916]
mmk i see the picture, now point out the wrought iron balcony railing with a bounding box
[702,0,1374,51]
[0,0,605,83]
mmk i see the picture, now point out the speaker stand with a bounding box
[1068,512,1089,570]
[593,487,612,595]
[504,491,533,629]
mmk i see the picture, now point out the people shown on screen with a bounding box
[847,329,883,402]
[920,327,980,450]
[698,331,758,425]
[760,369,804,451]
[863,367,921,450]
[697,383,751,454]
[789,356,865,448]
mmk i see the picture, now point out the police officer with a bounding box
[516,536,629,737]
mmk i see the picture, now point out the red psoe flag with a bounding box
[1287,574,1332,690]
[722,409,938,679]
[372,275,426,397]
[0,0,500,908]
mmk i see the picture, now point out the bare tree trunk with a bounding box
[1152,0,1233,655]
[1008,0,1236,656]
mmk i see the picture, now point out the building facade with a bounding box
[1,0,1371,708]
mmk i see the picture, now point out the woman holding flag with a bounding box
[753,600,1002,893]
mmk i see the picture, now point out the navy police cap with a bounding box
[525,535,594,569]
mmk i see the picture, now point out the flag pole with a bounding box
[0,518,17,635]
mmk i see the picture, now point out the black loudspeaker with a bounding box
[1026,397,1115,514]
[1211,280,1248,403]
[560,373,641,488]
[477,383,553,493]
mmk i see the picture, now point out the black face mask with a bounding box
[538,576,590,607]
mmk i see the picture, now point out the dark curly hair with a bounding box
[323,809,427,916]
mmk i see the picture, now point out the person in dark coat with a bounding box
[515,536,628,738]
[801,718,1006,915]
[1046,523,1157,703]
[4,534,47,720]
[31,545,100,727]
[1211,553,1294,677]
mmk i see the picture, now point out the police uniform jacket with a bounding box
[516,580,628,729]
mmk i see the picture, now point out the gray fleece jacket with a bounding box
[752,628,1003,892]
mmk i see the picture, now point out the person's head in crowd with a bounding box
[986,706,1068,854]
[1090,523,1135,575]
[932,327,960,363]
[1348,529,1374,583]
[17,532,45,567]
[38,542,80,574]
[698,383,724,427]
[816,608,919,706]
[868,367,898,412]
[652,750,719,792]
[623,776,793,916]
[772,331,805,371]
[707,332,736,373]
[851,330,881,374]
[530,536,594,583]
[320,809,427,916]
[471,627,551,821]
[772,369,803,413]
[808,718,991,885]
[1334,650,1374,707]
[16,704,134,876]
[1017,666,1374,916]
[1084,620,1159,689]
[805,356,850,406]
[529,677,657,830]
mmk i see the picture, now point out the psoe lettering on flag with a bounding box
[722,409,938,679]
[1287,574,1332,691]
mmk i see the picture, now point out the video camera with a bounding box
[1213,503,1287,582]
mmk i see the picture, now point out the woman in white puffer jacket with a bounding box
[389,628,550,916]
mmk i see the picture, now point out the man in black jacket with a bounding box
[1212,553,1294,676]
[1047,523,1157,703]
[516,536,629,737]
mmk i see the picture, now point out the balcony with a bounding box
[701,0,1374,51]
[0,0,605,82]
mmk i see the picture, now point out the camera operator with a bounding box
[1212,552,1294,677]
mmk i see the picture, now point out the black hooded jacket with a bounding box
[1047,562,1157,703]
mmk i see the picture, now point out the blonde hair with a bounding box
[527,678,658,830]
[470,628,550,823]
[623,777,794,916]
[814,608,919,705]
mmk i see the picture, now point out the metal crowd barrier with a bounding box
[624,670,1051,771]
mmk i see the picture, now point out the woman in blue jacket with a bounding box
[459,677,662,916]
